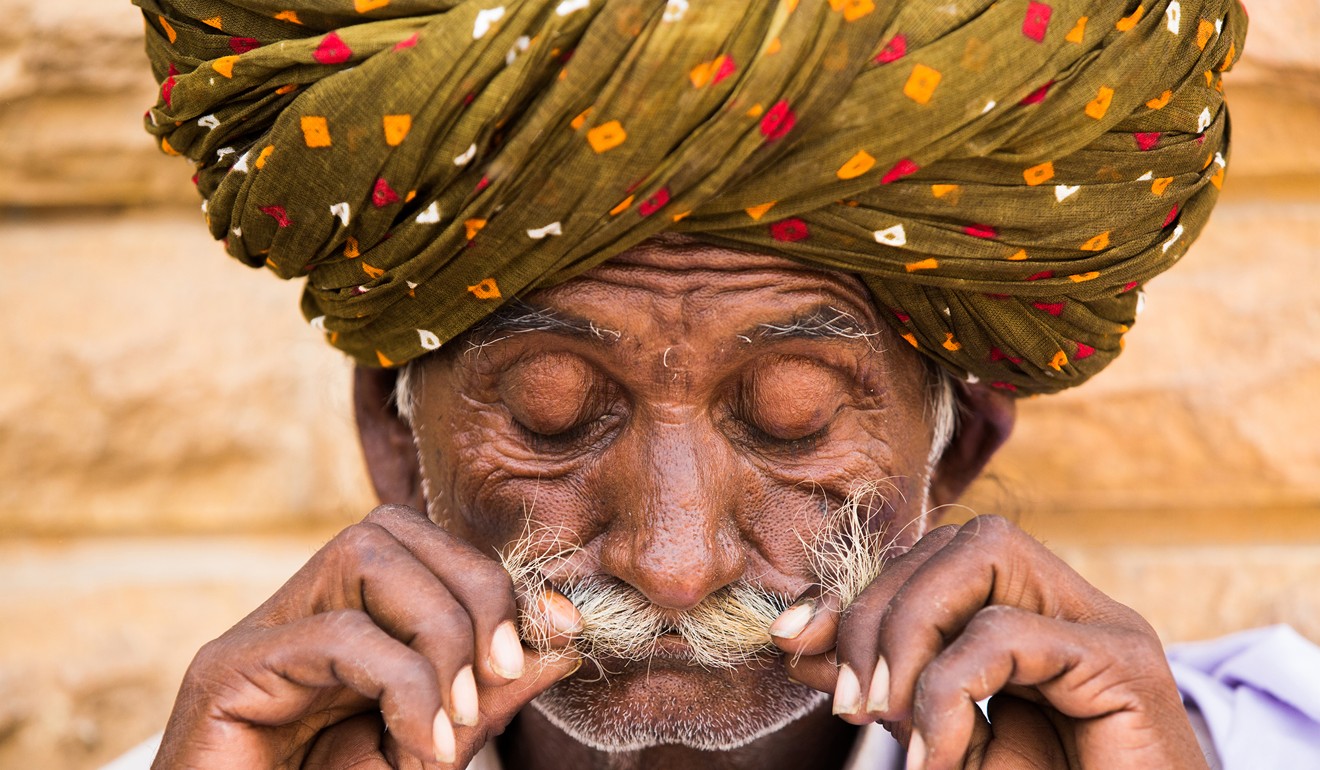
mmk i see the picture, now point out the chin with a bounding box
[529,654,827,752]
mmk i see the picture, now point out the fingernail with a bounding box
[905,730,927,770]
[490,620,525,680]
[537,590,583,635]
[769,602,814,639]
[450,665,479,726]
[832,664,862,715]
[560,657,584,681]
[865,655,890,714]
[433,709,456,764]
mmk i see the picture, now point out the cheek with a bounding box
[426,400,603,550]
[835,408,936,544]
[734,481,832,583]
[741,410,933,551]
[414,393,526,544]
[745,407,912,496]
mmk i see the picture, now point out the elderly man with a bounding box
[129,1,1303,768]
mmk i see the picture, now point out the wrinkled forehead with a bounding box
[523,235,885,340]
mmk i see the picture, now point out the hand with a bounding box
[153,504,582,769]
[772,515,1206,770]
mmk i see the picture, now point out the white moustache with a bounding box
[503,480,906,671]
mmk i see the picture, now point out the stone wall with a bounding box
[1,3,1318,767]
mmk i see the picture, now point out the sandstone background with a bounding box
[1,2,1317,768]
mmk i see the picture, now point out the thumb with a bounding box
[480,650,582,720]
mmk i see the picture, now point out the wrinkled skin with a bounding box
[153,239,1207,770]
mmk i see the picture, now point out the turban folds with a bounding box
[136,0,1246,394]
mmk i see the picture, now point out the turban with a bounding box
[136,0,1246,394]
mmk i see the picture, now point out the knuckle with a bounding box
[185,637,228,680]
[1089,631,1179,707]
[912,661,975,724]
[911,668,952,716]
[467,562,517,607]
[1102,598,1156,631]
[392,657,440,694]
[422,611,477,654]
[322,608,377,637]
[1109,625,1165,663]
[917,656,950,688]
[331,523,398,571]
[924,523,961,541]
[977,603,1018,620]
[960,605,1021,645]
[968,603,1016,631]
[965,513,1016,543]
[181,635,254,702]
[363,503,421,528]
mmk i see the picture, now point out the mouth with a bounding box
[651,630,691,658]
[583,630,783,673]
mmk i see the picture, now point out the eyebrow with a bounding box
[463,299,621,353]
[463,300,880,354]
[748,304,882,347]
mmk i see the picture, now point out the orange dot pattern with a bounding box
[136,0,1247,392]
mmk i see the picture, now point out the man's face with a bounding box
[406,238,942,750]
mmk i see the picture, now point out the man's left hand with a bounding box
[774,515,1207,770]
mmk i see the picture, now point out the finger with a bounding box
[771,523,959,661]
[302,713,392,770]
[316,520,483,727]
[976,695,1066,770]
[911,606,1075,770]
[449,650,583,768]
[769,585,843,657]
[518,587,584,651]
[214,610,447,765]
[828,525,959,719]
[364,505,529,686]
[908,700,995,770]
[783,652,840,694]
[480,649,583,721]
[876,515,1126,722]
[381,730,439,770]
[910,606,1183,770]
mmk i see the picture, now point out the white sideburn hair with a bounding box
[394,358,421,429]
[927,364,958,469]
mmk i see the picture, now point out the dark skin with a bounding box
[153,240,1207,770]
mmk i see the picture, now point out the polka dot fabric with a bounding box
[136,0,1246,393]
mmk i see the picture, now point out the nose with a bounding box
[599,418,746,611]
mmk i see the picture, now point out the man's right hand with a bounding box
[153,504,582,769]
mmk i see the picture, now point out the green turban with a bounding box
[135,0,1246,394]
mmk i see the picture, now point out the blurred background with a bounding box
[0,2,1317,768]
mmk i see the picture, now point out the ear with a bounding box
[928,381,1016,510]
[353,365,425,510]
